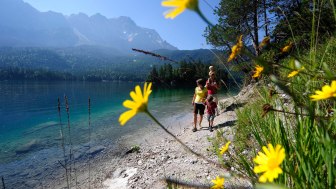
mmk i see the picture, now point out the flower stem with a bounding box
[195,8,213,27]
[146,111,220,166]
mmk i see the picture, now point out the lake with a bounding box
[0,80,238,188]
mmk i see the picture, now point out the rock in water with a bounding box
[87,145,105,156]
[16,139,40,154]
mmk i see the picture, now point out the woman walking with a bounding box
[206,70,221,115]
[191,79,207,132]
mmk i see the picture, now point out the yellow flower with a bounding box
[219,141,231,155]
[253,144,285,183]
[228,35,243,62]
[287,70,299,78]
[119,82,152,126]
[252,65,264,78]
[211,176,225,189]
[288,66,305,78]
[310,80,336,101]
[162,0,199,19]
[259,36,270,49]
[281,42,293,53]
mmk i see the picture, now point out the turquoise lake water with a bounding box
[0,81,198,164]
[0,81,239,188]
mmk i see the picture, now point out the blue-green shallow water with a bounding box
[0,81,238,188]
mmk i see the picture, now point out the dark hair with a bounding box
[207,95,214,102]
[196,78,203,85]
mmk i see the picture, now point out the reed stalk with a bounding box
[57,98,69,189]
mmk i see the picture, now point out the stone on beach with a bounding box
[103,167,137,189]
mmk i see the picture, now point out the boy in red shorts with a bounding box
[206,95,217,132]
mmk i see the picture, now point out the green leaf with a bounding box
[255,183,288,189]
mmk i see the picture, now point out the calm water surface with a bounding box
[0,81,195,164]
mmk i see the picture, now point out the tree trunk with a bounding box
[253,0,260,56]
[263,0,268,36]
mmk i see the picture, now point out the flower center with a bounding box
[267,157,279,170]
[137,103,147,113]
[186,0,198,10]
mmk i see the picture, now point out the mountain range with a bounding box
[0,0,225,81]
[0,0,177,52]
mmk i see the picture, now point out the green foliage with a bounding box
[205,0,270,55]
[272,0,336,49]
[145,60,237,87]
[125,145,141,154]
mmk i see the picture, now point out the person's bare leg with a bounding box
[199,115,203,129]
[194,113,197,130]
[215,97,220,115]
[209,118,214,132]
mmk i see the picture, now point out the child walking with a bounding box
[206,95,217,132]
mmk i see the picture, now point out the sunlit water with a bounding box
[0,81,238,187]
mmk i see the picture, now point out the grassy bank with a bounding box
[212,37,336,188]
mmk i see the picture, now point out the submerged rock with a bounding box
[87,145,105,156]
[16,139,40,154]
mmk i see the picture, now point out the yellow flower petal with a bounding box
[162,0,199,19]
[119,83,152,125]
[259,175,267,183]
[228,35,243,62]
[211,176,225,189]
[130,91,140,103]
[259,36,270,49]
[144,82,153,101]
[164,6,186,19]
[253,144,285,183]
[287,70,299,78]
[268,143,275,154]
[162,0,184,6]
[135,85,143,100]
[252,65,264,78]
[123,100,138,109]
[310,80,336,101]
[332,80,336,89]
[281,42,293,53]
[254,164,268,173]
[119,110,137,126]
[219,141,231,155]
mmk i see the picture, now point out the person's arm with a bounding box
[205,79,210,89]
[192,93,196,105]
[215,79,221,90]
[203,90,208,104]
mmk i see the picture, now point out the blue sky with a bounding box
[23,0,221,50]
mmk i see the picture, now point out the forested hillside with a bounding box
[0,47,222,81]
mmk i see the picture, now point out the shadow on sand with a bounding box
[200,120,236,131]
[223,102,246,112]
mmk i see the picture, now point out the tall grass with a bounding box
[205,0,336,187]
[211,31,336,189]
